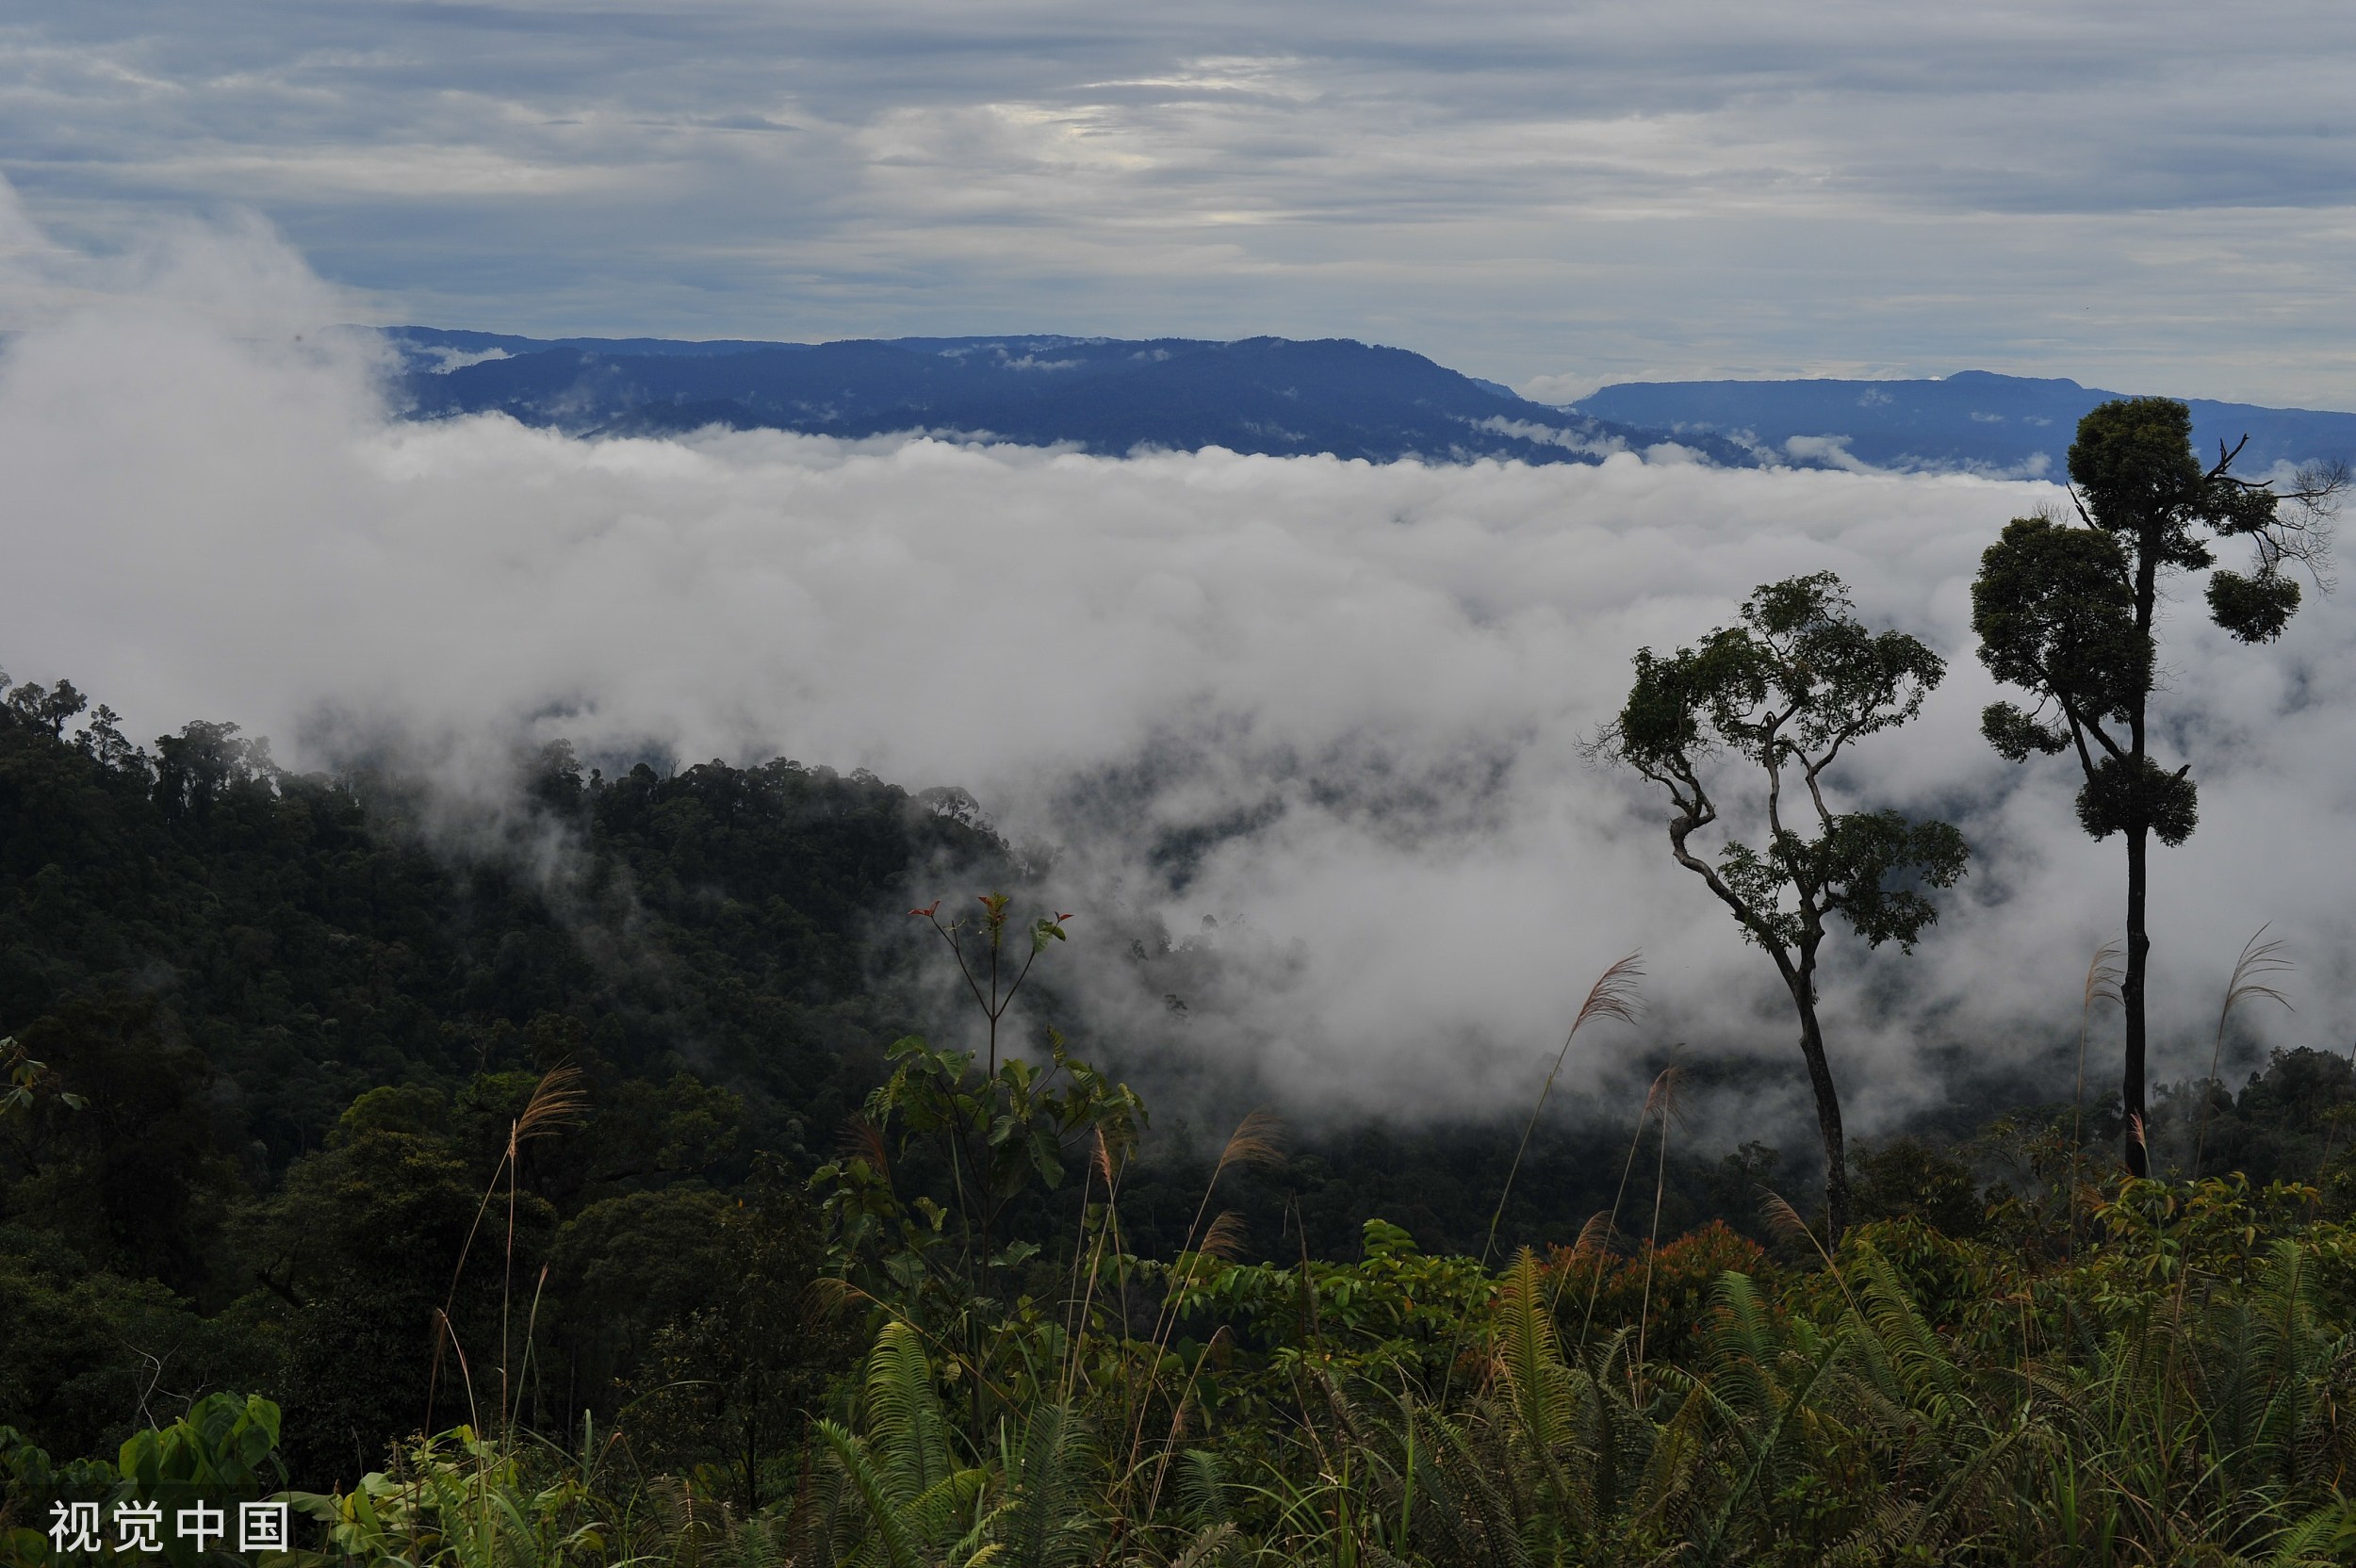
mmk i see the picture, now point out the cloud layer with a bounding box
[4,3,2354,403]
[4,217,2351,1134]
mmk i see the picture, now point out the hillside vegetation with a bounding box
[3,664,2354,1564]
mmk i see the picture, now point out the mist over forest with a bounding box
[8,204,2356,1559]
[5,220,2351,1131]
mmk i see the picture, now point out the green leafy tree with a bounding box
[1595,573,1968,1239]
[231,1098,537,1486]
[614,1160,849,1511]
[814,1029,1144,1428]
[0,675,88,740]
[1972,398,2343,1174]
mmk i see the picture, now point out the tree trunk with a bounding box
[2125,526,2158,1178]
[1788,972,1852,1243]
[2122,825,2151,1176]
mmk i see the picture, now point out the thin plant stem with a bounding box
[500,1118,518,1432]
[427,1065,585,1436]
[1569,1067,1677,1360]
[1633,1090,1673,1390]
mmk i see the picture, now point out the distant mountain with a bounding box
[379,328,1755,467]
[375,332,2356,476]
[1570,370,2356,476]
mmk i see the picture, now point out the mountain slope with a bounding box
[384,328,1754,466]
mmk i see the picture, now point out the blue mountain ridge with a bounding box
[377,328,1754,467]
[376,329,2356,473]
[1572,369,2356,476]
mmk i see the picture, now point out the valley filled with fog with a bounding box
[5,212,2350,1143]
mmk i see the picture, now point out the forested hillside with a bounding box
[6,662,2354,1556]
[0,670,1023,1480]
[0,669,1777,1469]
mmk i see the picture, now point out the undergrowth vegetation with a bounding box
[8,956,2356,1565]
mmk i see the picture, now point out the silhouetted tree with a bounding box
[1595,573,1968,1240]
[1,676,87,739]
[1972,399,2342,1174]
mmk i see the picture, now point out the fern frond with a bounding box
[865,1320,957,1506]
[811,1419,940,1568]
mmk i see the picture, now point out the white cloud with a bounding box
[1516,372,1604,406]
[3,211,2349,1136]
[1781,433,1870,472]
[2,4,2353,403]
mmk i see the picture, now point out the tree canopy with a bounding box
[1972,397,2341,1172]
[1599,572,1967,1239]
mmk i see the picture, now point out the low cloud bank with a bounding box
[4,213,2349,1134]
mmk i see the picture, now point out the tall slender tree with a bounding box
[1595,572,1968,1240]
[1972,399,2341,1175]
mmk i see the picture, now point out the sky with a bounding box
[4,1,2354,403]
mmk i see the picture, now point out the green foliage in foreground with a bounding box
[8,1068,2356,1566]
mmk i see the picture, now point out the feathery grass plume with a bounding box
[2072,939,2124,1255]
[2191,924,2294,1179]
[1142,1324,1238,1527]
[1441,952,1640,1407]
[1119,1112,1285,1496]
[1759,1188,1814,1248]
[1056,1124,1104,1393]
[1759,1186,1863,1321]
[1482,953,1644,1271]
[1570,1209,1613,1258]
[514,1063,590,1143]
[1170,1109,1284,1271]
[1197,1210,1251,1263]
[2076,939,2124,1150]
[839,1113,894,1182]
[1140,1113,1285,1365]
[1215,1108,1286,1175]
[1063,1121,1138,1408]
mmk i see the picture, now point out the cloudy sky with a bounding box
[5,0,2353,403]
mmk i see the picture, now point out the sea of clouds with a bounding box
[3,196,2349,1138]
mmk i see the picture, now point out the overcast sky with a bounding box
[4,2,2352,402]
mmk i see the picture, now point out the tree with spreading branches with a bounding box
[1594,572,1968,1241]
[1972,397,2342,1175]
